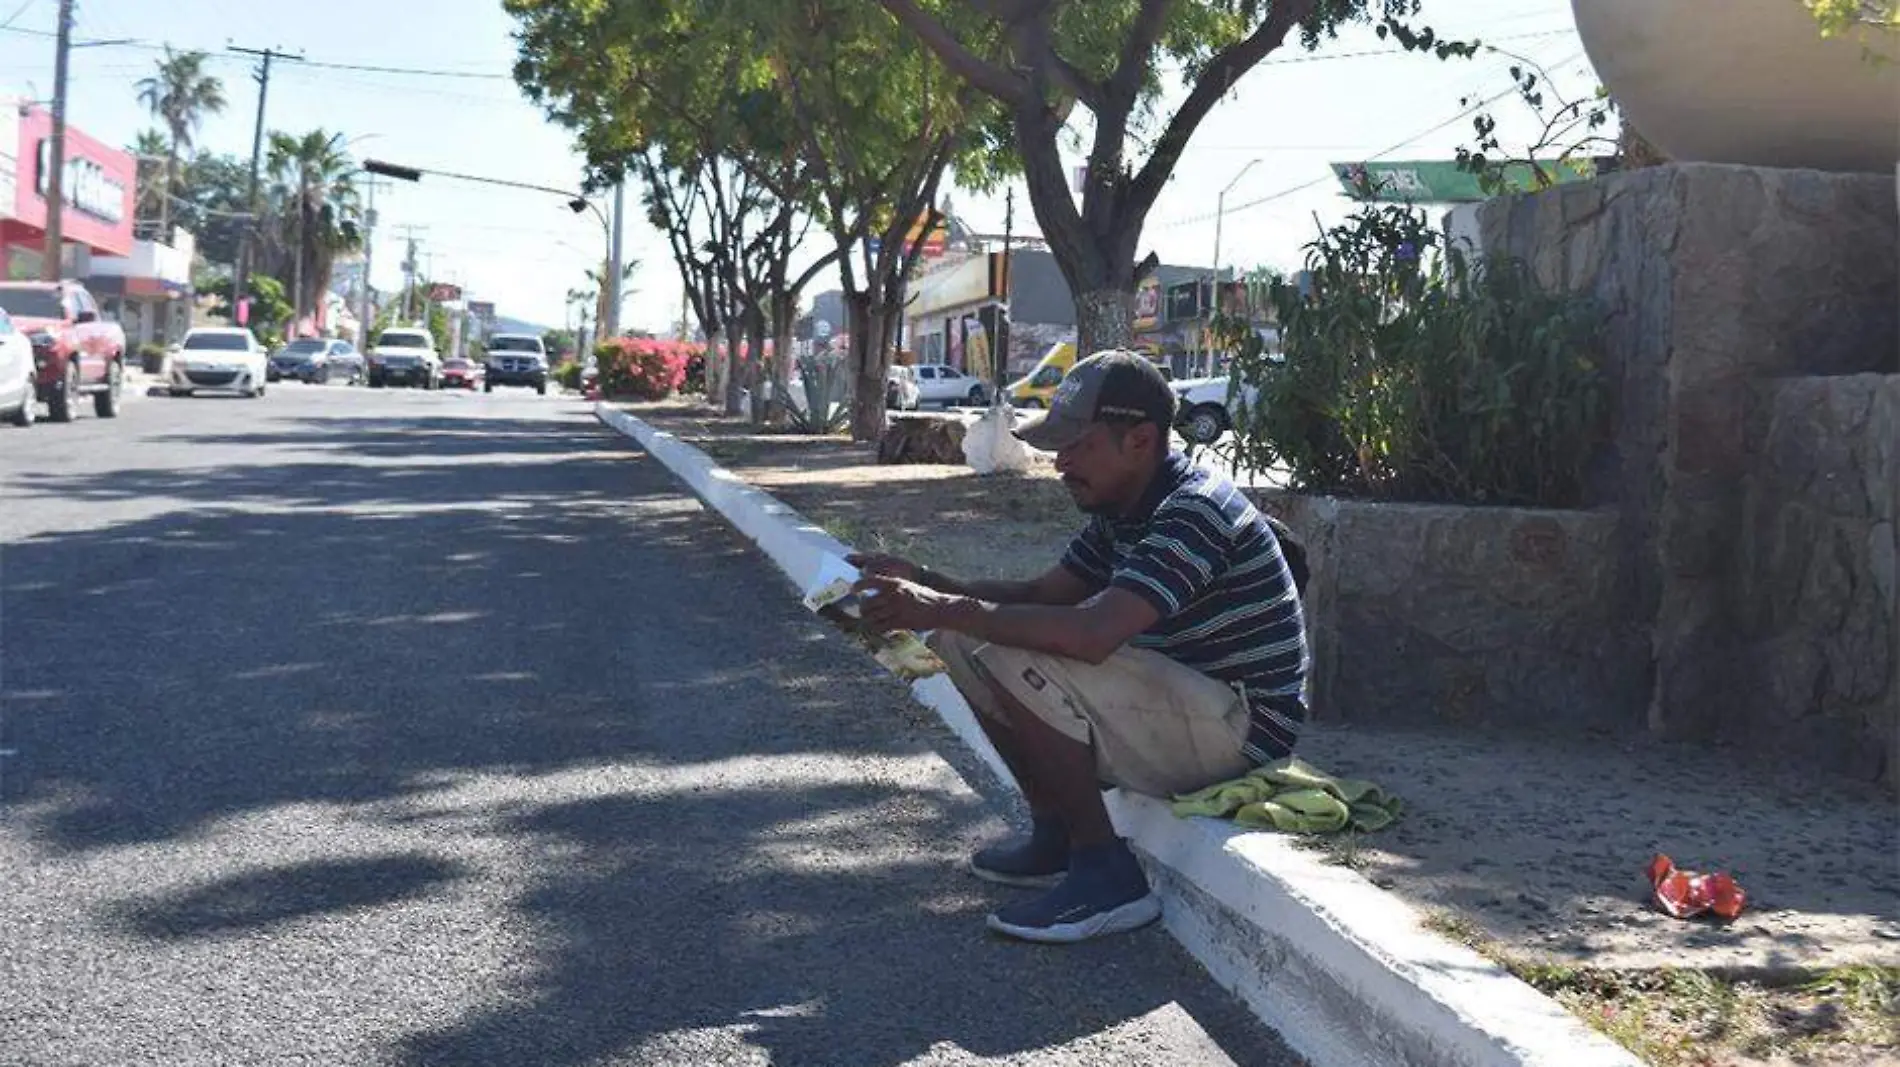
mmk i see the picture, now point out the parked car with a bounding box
[1171,375,1261,445]
[269,337,363,384]
[483,333,548,394]
[441,358,482,390]
[885,365,921,411]
[170,327,269,397]
[0,279,126,422]
[367,327,441,389]
[0,306,36,427]
[1005,342,1076,408]
[913,363,989,407]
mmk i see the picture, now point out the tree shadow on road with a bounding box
[1,410,1290,1064]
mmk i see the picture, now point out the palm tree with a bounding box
[134,48,226,234]
[130,129,169,233]
[583,259,639,339]
[266,130,362,332]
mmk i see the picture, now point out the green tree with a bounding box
[134,47,227,236]
[877,0,1472,354]
[507,0,1004,439]
[204,273,292,346]
[265,129,362,332]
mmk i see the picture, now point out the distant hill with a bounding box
[490,315,556,337]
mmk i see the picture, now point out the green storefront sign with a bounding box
[1330,159,1603,204]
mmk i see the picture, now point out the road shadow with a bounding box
[116,854,467,940]
[1,406,1289,1064]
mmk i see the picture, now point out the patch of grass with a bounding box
[1413,913,1899,1065]
[1292,831,1369,871]
[1512,962,1899,1065]
[817,516,917,560]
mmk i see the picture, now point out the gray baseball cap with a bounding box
[1015,349,1177,452]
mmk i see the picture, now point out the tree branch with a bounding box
[1106,0,1175,105]
[1126,0,1317,219]
[875,0,1037,109]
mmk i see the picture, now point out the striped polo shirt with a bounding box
[1062,453,1309,763]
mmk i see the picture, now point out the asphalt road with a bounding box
[0,380,1301,1067]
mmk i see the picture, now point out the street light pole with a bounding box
[363,158,615,334]
[605,179,624,340]
[1208,158,1262,378]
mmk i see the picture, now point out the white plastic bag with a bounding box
[962,401,1034,475]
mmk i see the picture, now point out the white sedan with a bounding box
[170,327,269,398]
[0,306,35,426]
[1172,375,1261,445]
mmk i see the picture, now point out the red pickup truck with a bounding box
[0,280,126,422]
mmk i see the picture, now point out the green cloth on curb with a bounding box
[1170,758,1403,834]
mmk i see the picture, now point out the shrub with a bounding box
[595,337,692,400]
[551,360,583,392]
[1223,204,1606,509]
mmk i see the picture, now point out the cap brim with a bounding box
[1014,412,1092,452]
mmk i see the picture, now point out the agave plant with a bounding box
[787,351,851,434]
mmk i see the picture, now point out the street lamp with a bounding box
[1206,158,1262,377]
[362,158,621,336]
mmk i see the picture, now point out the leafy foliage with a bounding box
[203,274,293,349]
[595,337,697,400]
[134,47,226,234]
[1454,51,1616,196]
[1223,204,1607,508]
[877,0,1477,353]
[263,129,362,326]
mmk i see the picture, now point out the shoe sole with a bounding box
[967,858,1065,890]
[985,893,1163,944]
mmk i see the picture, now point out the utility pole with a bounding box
[356,176,384,349]
[229,44,303,323]
[394,229,425,321]
[996,186,1015,399]
[38,0,74,281]
[605,179,625,339]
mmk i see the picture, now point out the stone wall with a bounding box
[1255,492,1650,734]
[1737,376,1898,784]
[1473,164,1899,783]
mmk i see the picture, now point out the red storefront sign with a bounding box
[8,105,135,258]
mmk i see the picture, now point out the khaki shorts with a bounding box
[929,629,1253,798]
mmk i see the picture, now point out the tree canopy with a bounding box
[876,0,1473,352]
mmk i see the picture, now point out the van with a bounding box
[1005,342,1076,408]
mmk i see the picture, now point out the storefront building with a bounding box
[0,102,135,282]
[905,247,1080,380]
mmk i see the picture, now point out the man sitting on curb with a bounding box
[850,350,1310,944]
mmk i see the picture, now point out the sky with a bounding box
[0,0,1606,335]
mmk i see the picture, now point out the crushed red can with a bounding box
[1646,853,1747,921]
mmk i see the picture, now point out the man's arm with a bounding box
[937,587,1160,665]
[916,561,1096,607]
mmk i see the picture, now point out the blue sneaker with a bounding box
[986,841,1160,943]
[968,817,1067,889]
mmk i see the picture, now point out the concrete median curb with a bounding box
[595,402,1642,1067]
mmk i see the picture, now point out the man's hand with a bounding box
[852,574,959,633]
[846,552,922,584]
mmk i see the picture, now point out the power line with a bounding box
[1152,51,1585,229]
[0,25,511,79]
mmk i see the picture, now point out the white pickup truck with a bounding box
[367,327,442,390]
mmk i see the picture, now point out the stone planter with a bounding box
[1255,490,1650,734]
[1573,0,1898,173]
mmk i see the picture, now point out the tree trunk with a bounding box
[745,312,768,424]
[846,291,895,443]
[722,318,745,415]
[771,294,796,418]
[1074,288,1135,358]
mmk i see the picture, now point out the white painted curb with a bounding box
[596,403,1642,1067]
